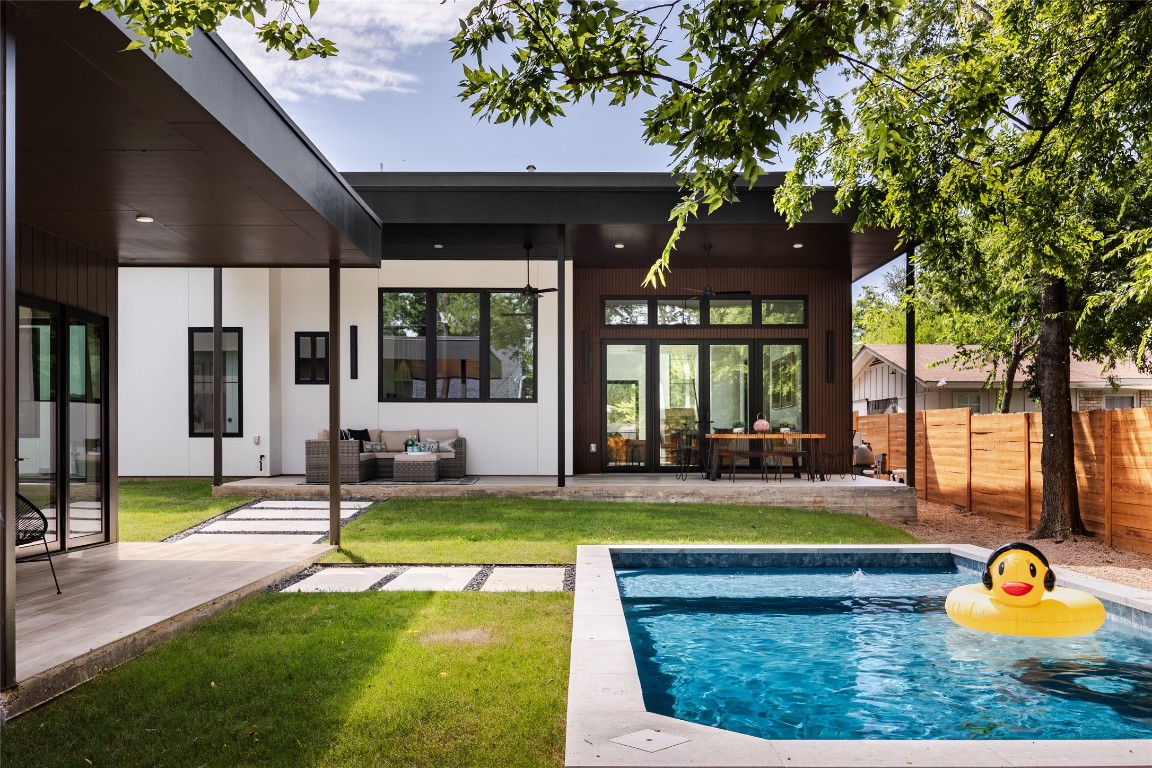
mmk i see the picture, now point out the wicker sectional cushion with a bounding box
[317,428,329,440]
[420,429,458,442]
[368,428,384,443]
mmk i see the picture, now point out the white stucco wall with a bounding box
[120,259,574,478]
[276,259,572,476]
[118,268,273,477]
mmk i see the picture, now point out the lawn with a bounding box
[0,591,572,768]
[118,479,254,541]
[11,486,917,767]
[327,497,917,564]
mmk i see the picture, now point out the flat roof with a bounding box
[15,1,380,268]
[347,172,902,276]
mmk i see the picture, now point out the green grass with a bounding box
[0,591,572,768]
[327,497,917,564]
[118,479,254,541]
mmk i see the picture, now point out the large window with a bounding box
[380,289,536,401]
[189,328,242,437]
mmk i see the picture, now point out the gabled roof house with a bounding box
[853,344,1152,415]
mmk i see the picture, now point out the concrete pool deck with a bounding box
[567,544,1152,768]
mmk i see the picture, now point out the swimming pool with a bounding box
[618,566,1152,741]
[567,545,1152,767]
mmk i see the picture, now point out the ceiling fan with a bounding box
[683,244,751,297]
[519,240,558,299]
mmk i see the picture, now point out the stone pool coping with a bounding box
[567,544,1152,768]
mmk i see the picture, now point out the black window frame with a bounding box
[295,331,330,385]
[188,327,244,438]
[602,295,807,328]
[379,288,539,403]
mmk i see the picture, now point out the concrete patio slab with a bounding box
[250,500,372,509]
[378,567,481,592]
[481,567,566,592]
[282,567,396,592]
[201,520,330,533]
[228,508,359,520]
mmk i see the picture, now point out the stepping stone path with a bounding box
[180,499,569,593]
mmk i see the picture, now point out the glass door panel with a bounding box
[605,344,647,469]
[763,344,804,431]
[67,316,104,544]
[17,305,59,549]
[710,344,750,471]
[657,344,699,468]
[709,344,749,431]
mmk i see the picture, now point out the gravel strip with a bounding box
[900,500,1152,591]
[368,566,410,590]
[463,566,494,591]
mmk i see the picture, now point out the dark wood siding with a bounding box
[16,221,115,316]
[572,265,853,474]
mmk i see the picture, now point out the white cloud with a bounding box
[218,0,469,102]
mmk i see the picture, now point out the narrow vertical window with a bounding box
[295,331,329,385]
[189,328,243,437]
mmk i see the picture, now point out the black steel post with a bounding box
[557,225,566,487]
[212,268,223,487]
[328,261,341,545]
[905,247,916,489]
[0,4,15,691]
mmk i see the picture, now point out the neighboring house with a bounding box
[118,173,902,477]
[852,344,1152,415]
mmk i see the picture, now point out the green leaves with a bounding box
[87,0,337,60]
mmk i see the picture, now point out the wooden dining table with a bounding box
[704,432,827,481]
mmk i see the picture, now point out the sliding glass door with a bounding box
[603,340,805,471]
[17,301,107,551]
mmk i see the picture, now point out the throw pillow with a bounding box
[348,428,371,443]
[362,441,388,453]
[339,429,351,440]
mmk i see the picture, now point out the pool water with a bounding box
[618,567,1152,740]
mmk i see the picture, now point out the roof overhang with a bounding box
[347,172,902,274]
[14,2,380,268]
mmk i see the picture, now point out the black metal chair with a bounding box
[15,493,61,594]
[822,429,857,479]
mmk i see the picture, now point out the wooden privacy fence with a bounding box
[857,407,1152,556]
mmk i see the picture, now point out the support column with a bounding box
[905,247,916,490]
[557,225,566,488]
[212,268,223,487]
[328,261,341,545]
[1,4,15,691]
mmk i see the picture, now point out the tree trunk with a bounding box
[998,348,1022,413]
[1030,277,1089,541]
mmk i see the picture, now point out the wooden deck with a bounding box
[8,539,331,718]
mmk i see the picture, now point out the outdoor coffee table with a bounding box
[393,452,439,482]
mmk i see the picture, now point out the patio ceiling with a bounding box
[347,172,903,278]
[13,2,380,268]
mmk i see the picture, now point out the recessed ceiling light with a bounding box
[135,214,154,223]
[792,242,803,249]
[614,243,624,249]
[433,244,444,249]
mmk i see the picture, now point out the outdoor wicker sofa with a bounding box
[305,428,466,483]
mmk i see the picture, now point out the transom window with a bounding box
[380,289,536,402]
[603,296,805,327]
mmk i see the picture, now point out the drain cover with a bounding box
[609,728,691,753]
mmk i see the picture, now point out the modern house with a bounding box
[853,344,1152,415]
[118,172,903,479]
[3,0,910,701]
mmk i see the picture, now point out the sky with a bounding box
[216,0,898,295]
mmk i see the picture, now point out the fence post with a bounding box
[1022,413,1032,530]
[1104,409,1113,547]
[965,408,972,512]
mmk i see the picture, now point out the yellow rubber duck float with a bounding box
[945,542,1106,637]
